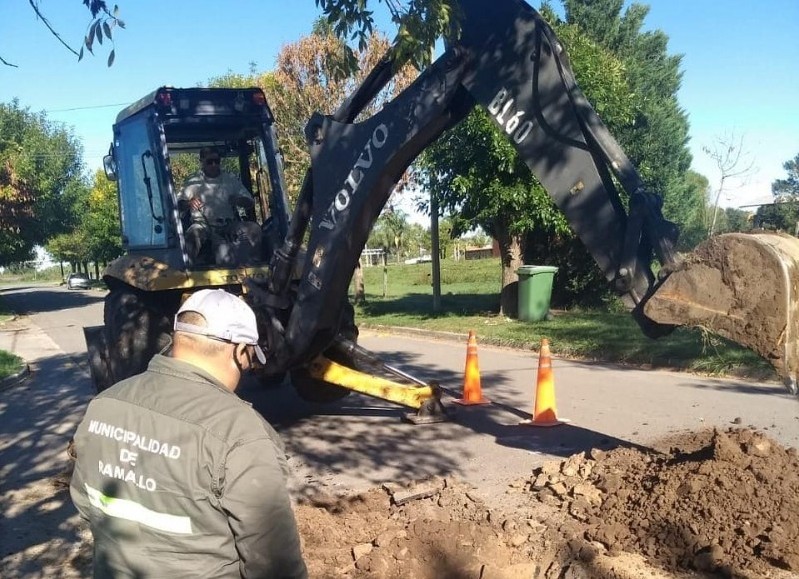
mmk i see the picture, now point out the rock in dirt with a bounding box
[382,480,443,506]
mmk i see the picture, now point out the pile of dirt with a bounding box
[295,478,689,579]
[526,427,799,577]
[296,428,799,578]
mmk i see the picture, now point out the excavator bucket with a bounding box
[644,232,799,396]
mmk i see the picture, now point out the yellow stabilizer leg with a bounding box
[306,356,442,413]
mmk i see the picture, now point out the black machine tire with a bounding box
[101,284,179,392]
[289,300,359,403]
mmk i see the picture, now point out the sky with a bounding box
[1,0,797,211]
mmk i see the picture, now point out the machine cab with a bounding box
[104,86,290,270]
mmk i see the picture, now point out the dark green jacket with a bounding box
[70,355,307,579]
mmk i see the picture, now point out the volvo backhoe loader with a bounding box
[85,0,799,419]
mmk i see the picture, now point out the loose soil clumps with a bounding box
[295,479,538,579]
[297,427,798,578]
[527,427,799,577]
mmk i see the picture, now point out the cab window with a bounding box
[114,116,167,249]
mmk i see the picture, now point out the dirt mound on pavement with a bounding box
[527,427,799,577]
[297,428,798,578]
[295,477,693,579]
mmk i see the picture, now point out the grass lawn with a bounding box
[0,349,24,381]
[353,257,774,380]
[0,260,776,382]
[0,301,23,381]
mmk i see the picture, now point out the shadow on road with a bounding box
[0,286,106,315]
[239,377,471,491]
[344,347,651,454]
[236,345,650,493]
[0,352,93,570]
[0,354,91,492]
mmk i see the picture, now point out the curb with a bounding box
[0,363,31,392]
[362,324,467,342]
[360,324,541,352]
[360,324,777,383]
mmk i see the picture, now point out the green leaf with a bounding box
[78,46,84,62]
[96,21,104,45]
[86,21,96,52]
[103,21,112,41]
[117,19,126,29]
[107,49,115,67]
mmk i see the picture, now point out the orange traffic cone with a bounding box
[521,338,568,426]
[454,330,490,405]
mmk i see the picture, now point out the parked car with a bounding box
[403,255,433,265]
[66,272,91,290]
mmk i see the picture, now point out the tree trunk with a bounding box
[495,227,524,318]
[353,259,365,304]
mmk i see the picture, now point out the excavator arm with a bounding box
[263,0,673,363]
[259,0,799,397]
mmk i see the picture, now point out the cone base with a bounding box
[519,417,570,427]
[453,398,491,406]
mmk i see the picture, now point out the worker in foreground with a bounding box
[70,289,307,578]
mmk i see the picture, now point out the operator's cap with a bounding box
[174,289,266,364]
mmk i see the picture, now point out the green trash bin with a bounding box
[517,265,558,322]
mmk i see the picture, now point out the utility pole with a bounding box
[430,190,441,312]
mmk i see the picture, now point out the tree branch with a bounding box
[0,55,19,67]
[28,0,80,57]
[704,131,757,236]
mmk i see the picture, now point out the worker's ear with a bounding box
[233,342,250,367]
[231,342,247,373]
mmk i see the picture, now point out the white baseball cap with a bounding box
[174,289,267,364]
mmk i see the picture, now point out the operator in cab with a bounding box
[70,289,308,579]
[178,147,262,266]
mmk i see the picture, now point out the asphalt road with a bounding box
[0,283,105,358]
[1,283,798,505]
